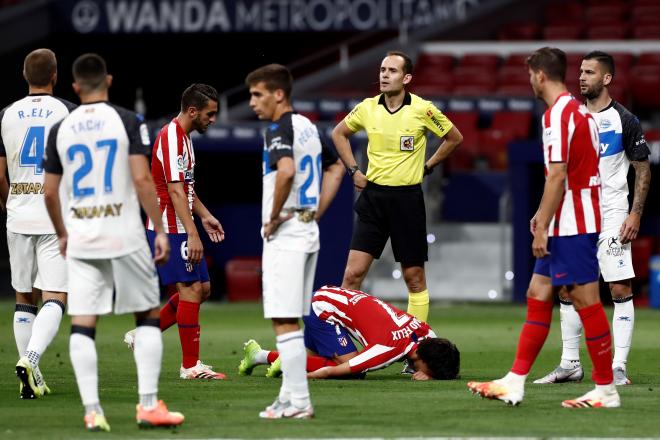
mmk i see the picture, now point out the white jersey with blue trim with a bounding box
[261,112,322,252]
[43,101,152,259]
[590,101,650,230]
[0,94,75,234]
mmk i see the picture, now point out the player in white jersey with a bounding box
[246,63,338,419]
[42,53,183,431]
[535,51,651,387]
[0,49,75,399]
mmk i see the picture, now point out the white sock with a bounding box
[276,330,309,408]
[25,300,64,367]
[14,304,37,357]
[502,371,527,389]
[70,331,100,411]
[559,302,582,369]
[256,350,269,365]
[134,324,162,409]
[612,297,634,370]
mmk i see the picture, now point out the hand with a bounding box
[263,212,294,241]
[532,227,549,258]
[423,164,433,176]
[202,215,225,243]
[412,370,431,381]
[186,233,203,265]
[307,367,330,379]
[619,212,640,244]
[58,234,68,258]
[352,170,367,192]
[153,232,170,265]
[530,216,537,235]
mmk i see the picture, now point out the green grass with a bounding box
[1,300,659,439]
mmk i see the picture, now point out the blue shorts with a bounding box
[533,233,599,286]
[303,312,357,358]
[146,230,210,286]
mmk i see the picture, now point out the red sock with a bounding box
[266,352,337,372]
[578,303,613,385]
[511,298,553,375]
[177,300,200,369]
[306,355,337,372]
[159,292,179,331]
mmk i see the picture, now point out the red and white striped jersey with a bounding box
[147,118,195,234]
[312,285,433,374]
[541,93,601,237]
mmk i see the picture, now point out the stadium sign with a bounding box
[59,0,481,33]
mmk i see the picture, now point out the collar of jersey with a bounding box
[79,100,107,106]
[378,92,411,115]
[28,93,52,97]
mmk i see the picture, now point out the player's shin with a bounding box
[407,289,429,322]
[134,318,162,409]
[511,298,553,375]
[24,299,65,368]
[14,303,37,356]
[70,326,103,415]
[612,296,634,370]
[276,330,310,408]
[577,303,614,385]
[559,300,582,368]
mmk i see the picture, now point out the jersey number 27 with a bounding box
[67,139,117,197]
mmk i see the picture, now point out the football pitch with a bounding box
[1,299,659,439]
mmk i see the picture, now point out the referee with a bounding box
[332,50,463,324]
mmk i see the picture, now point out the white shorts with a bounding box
[7,231,67,293]
[67,245,160,316]
[262,242,318,319]
[597,230,635,282]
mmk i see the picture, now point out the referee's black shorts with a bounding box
[350,181,427,265]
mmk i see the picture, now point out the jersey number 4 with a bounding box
[67,139,117,197]
[20,126,45,175]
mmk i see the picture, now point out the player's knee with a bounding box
[201,282,211,302]
[403,267,425,291]
[610,281,632,300]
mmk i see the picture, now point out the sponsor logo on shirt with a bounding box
[71,203,123,219]
[606,237,625,257]
[600,118,611,129]
[400,135,414,151]
[139,123,150,145]
[427,110,446,132]
[10,182,44,195]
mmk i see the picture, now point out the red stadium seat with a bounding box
[490,111,532,139]
[633,0,660,6]
[446,143,479,172]
[478,129,510,170]
[496,84,533,96]
[631,5,660,23]
[498,66,529,84]
[632,236,654,280]
[545,3,584,24]
[608,81,630,107]
[225,256,262,302]
[416,53,456,70]
[632,24,660,39]
[645,129,660,142]
[543,23,584,40]
[458,54,500,70]
[586,0,626,6]
[409,71,454,95]
[298,111,319,122]
[637,52,660,67]
[586,5,627,23]
[498,22,541,40]
[610,52,635,71]
[444,111,479,152]
[504,53,531,68]
[630,66,660,107]
[453,67,497,95]
[586,24,628,39]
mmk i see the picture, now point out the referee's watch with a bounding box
[347,165,360,177]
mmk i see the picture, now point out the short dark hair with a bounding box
[72,53,107,93]
[583,50,615,77]
[526,47,566,82]
[24,49,57,87]
[387,50,414,74]
[181,84,218,111]
[245,64,293,99]
[416,337,460,380]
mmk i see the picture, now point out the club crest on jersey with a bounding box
[400,136,414,151]
[337,336,348,347]
[600,118,611,129]
[139,123,150,145]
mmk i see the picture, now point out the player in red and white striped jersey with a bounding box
[308,285,459,380]
[541,91,601,237]
[138,84,226,380]
[468,48,619,409]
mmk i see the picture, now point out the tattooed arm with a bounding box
[620,160,651,244]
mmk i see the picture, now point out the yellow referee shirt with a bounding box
[344,92,453,186]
